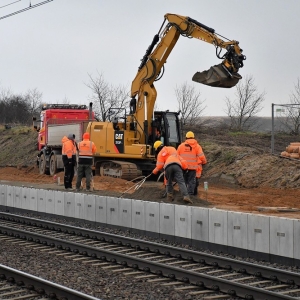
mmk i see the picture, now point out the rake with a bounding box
[119,173,152,198]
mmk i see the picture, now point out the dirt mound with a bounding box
[1,125,300,218]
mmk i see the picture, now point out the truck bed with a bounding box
[47,123,83,146]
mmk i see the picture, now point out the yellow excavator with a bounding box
[86,13,246,179]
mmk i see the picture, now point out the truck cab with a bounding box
[33,103,94,175]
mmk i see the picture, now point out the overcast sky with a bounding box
[0,0,299,116]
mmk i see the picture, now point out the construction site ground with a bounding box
[2,124,300,219]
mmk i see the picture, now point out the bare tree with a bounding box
[175,82,206,126]
[85,71,129,121]
[279,78,300,135]
[24,88,43,117]
[0,88,12,123]
[224,75,265,131]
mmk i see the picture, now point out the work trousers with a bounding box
[194,177,200,195]
[185,169,196,195]
[76,164,92,190]
[164,164,188,197]
[64,163,75,189]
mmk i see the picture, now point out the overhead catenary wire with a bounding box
[0,0,21,9]
[0,0,53,21]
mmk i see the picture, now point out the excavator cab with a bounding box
[149,111,182,154]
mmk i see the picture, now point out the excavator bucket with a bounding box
[192,63,242,88]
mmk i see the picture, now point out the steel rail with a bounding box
[0,212,299,286]
[0,222,297,300]
[0,263,101,300]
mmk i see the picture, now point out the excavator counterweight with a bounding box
[192,63,242,88]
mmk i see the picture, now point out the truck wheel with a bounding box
[49,155,57,176]
[39,154,47,175]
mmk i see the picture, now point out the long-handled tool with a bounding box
[119,174,152,198]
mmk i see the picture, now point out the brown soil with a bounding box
[1,125,300,219]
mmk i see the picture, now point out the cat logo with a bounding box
[115,133,123,140]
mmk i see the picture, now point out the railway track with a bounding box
[0,212,300,299]
[0,263,99,300]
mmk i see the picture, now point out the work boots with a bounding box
[167,193,174,202]
[183,195,193,204]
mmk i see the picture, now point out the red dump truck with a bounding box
[33,103,94,175]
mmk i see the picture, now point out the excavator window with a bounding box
[164,113,181,147]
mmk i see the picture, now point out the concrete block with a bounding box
[95,195,106,224]
[159,203,175,236]
[119,198,132,228]
[228,211,248,249]
[64,191,75,218]
[191,207,209,242]
[28,188,38,211]
[209,209,228,245]
[45,190,55,215]
[0,185,7,206]
[75,193,85,220]
[54,191,64,216]
[21,187,30,210]
[270,216,294,258]
[247,214,270,253]
[37,189,46,213]
[145,201,160,234]
[132,200,145,231]
[106,196,119,226]
[6,185,14,207]
[294,219,300,260]
[14,186,22,209]
[84,194,96,222]
[175,205,192,239]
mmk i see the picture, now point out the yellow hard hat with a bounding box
[153,140,163,150]
[186,131,194,139]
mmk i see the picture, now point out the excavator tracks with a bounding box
[99,160,142,180]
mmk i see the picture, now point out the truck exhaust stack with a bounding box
[89,102,93,121]
[192,63,242,88]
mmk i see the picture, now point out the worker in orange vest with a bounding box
[61,133,77,190]
[152,141,192,204]
[177,131,207,196]
[75,132,97,192]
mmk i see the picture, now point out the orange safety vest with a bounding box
[62,137,76,159]
[61,136,68,155]
[177,139,207,170]
[78,140,94,157]
[153,146,177,174]
[164,153,188,170]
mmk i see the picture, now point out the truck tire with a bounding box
[39,154,49,175]
[49,155,57,176]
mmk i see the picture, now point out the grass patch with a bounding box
[0,125,32,135]
[222,150,237,165]
[201,141,219,151]
[211,149,237,166]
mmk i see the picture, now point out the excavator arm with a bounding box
[130,13,246,130]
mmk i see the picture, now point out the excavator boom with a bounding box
[83,13,247,180]
[164,14,246,88]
